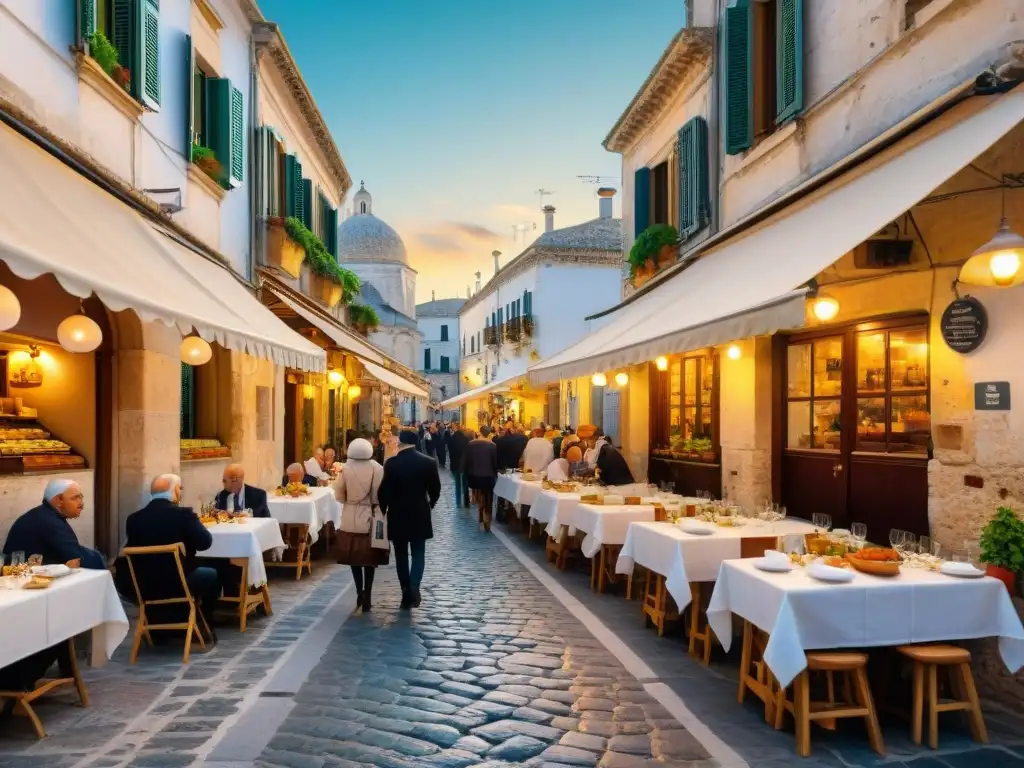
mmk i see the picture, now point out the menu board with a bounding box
[940,297,987,353]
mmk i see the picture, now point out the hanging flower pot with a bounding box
[309,272,343,308]
[266,218,304,278]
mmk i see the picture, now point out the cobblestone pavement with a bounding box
[257,478,719,768]
[0,547,349,768]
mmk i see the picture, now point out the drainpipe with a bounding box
[250,23,278,283]
[709,15,722,237]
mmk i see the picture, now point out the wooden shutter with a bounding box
[677,117,710,239]
[184,34,194,154]
[633,167,651,238]
[325,205,338,255]
[776,0,804,123]
[300,179,313,230]
[141,0,160,109]
[206,78,231,187]
[282,153,297,218]
[722,0,753,155]
[112,0,136,94]
[180,362,195,439]
[229,86,244,185]
[293,160,304,222]
[264,129,281,216]
[79,0,96,41]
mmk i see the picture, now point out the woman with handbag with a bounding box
[333,438,388,612]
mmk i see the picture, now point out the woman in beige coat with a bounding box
[333,438,387,612]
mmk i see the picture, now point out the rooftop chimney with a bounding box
[431,290,435,302]
[543,205,556,233]
[466,285,471,298]
[492,250,501,276]
[597,187,616,220]
[474,271,482,294]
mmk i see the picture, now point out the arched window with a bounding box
[360,202,367,214]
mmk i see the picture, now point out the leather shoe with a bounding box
[400,590,412,610]
[412,589,422,608]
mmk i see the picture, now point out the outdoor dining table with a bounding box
[706,557,1024,688]
[573,502,656,592]
[266,486,341,545]
[494,474,545,508]
[204,517,285,631]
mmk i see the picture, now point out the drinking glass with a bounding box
[918,536,933,556]
[900,533,917,558]
[964,539,981,567]
[851,522,868,545]
[888,529,905,551]
[10,551,25,567]
[812,513,832,532]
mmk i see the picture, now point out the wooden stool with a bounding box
[687,583,713,665]
[641,570,679,636]
[545,524,570,568]
[773,651,884,757]
[897,644,988,749]
[737,621,777,723]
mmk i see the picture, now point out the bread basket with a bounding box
[847,551,901,576]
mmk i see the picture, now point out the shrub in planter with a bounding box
[979,506,1024,595]
[88,32,120,79]
[347,303,380,334]
[191,144,224,185]
[284,217,360,303]
[629,224,679,276]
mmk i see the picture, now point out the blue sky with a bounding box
[259,0,686,301]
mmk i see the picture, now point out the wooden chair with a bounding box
[590,543,622,593]
[0,638,89,739]
[265,523,312,580]
[737,621,778,723]
[897,644,988,749]
[641,569,680,636]
[120,543,210,664]
[773,651,884,758]
[686,583,714,665]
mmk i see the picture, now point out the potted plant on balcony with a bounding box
[284,217,360,308]
[979,506,1024,596]
[629,224,679,287]
[266,217,305,278]
[190,144,223,186]
[347,303,380,336]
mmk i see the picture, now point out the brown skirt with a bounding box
[334,531,389,567]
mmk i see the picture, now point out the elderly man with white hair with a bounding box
[283,462,317,487]
[114,474,220,643]
[3,478,104,569]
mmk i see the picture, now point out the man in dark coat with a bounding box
[434,423,448,468]
[215,464,270,517]
[379,430,441,609]
[495,424,527,471]
[464,425,500,531]
[596,443,636,487]
[447,423,470,507]
[114,474,220,642]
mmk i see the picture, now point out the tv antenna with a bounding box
[511,222,536,245]
[577,175,620,185]
[536,189,555,209]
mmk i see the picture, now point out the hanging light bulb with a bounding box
[591,372,607,387]
[57,312,102,353]
[959,217,1024,287]
[180,335,213,365]
[655,356,669,371]
[347,384,362,400]
[327,369,344,386]
[812,295,840,322]
[0,285,21,331]
[614,372,629,387]
[726,344,742,361]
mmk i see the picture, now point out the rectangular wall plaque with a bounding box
[975,381,1010,411]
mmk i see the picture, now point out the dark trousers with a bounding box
[452,471,469,506]
[186,566,222,629]
[0,640,74,693]
[393,539,426,593]
[436,448,447,468]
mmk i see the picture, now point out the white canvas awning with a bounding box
[438,376,519,409]
[0,121,325,371]
[362,360,429,398]
[264,284,386,365]
[528,88,1024,385]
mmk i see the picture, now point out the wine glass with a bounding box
[888,529,905,553]
[918,536,933,556]
[851,522,867,547]
[900,533,917,558]
[812,513,832,532]
[10,551,25,567]
[964,539,981,568]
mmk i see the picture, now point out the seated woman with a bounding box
[596,442,635,486]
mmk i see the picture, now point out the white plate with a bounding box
[939,561,985,579]
[807,562,855,583]
[678,522,714,536]
[753,558,793,573]
[30,564,72,578]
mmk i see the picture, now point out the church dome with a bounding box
[337,182,408,265]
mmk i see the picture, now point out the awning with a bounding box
[362,360,429,398]
[0,121,325,371]
[264,284,385,365]
[529,88,1024,384]
[438,375,518,409]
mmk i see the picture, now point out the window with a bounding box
[180,362,195,439]
[652,160,670,225]
[440,356,450,373]
[666,355,717,447]
[281,154,302,217]
[360,201,367,214]
[424,349,431,370]
[192,59,208,146]
[855,328,929,453]
[523,291,533,315]
[477,331,481,350]
[81,0,161,109]
[723,0,804,155]
[441,324,449,342]
[634,118,709,241]
[188,58,245,188]
[786,337,843,450]
[461,334,465,355]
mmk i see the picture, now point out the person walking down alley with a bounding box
[434,423,448,468]
[448,424,471,507]
[379,429,441,609]
[333,438,387,613]
[465,425,499,532]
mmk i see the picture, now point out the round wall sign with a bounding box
[940,296,987,353]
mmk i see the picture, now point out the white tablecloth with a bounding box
[0,569,128,668]
[204,517,286,586]
[616,519,817,609]
[266,486,341,545]
[494,475,545,507]
[573,504,656,558]
[707,558,1024,688]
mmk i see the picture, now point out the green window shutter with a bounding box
[722,0,753,155]
[326,206,338,256]
[633,167,651,238]
[184,34,194,155]
[112,0,137,96]
[282,154,297,217]
[180,362,195,439]
[206,77,232,188]
[264,128,280,217]
[229,85,244,185]
[677,117,710,239]
[295,170,307,227]
[776,0,804,123]
[79,0,96,41]
[141,0,160,109]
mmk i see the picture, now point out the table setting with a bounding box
[266,485,341,545]
[203,516,286,587]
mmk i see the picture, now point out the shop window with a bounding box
[441,324,449,342]
[663,354,717,452]
[856,328,929,453]
[786,336,842,450]
[591,384,605,428]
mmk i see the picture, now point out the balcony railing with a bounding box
[503,315,535,344]
[483,325,501,347]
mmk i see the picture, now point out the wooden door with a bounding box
[284,380,297,467]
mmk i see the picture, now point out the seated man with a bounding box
[596,442,635,486]
[3,479,105,569]
[115,474,219,643]
[215,464,270,517]
[282,462,319,488]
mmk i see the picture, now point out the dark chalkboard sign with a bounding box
[940,297,987,353]
[975,381,1011,411]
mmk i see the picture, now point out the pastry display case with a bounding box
[180,438,231,461]
[0,414,84,475]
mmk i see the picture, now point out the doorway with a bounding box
[774,314,931,540]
